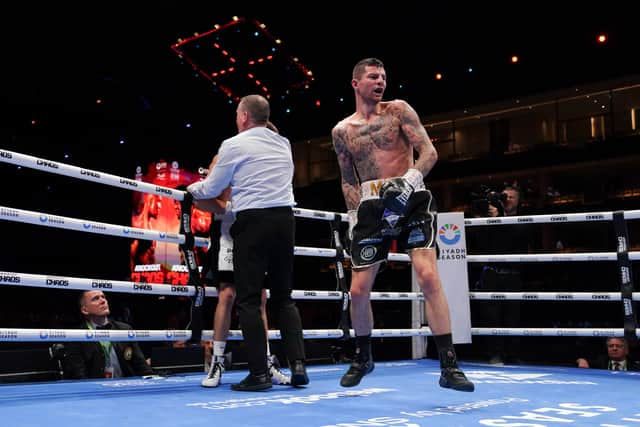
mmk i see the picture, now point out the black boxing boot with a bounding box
[436,335,474,392]
[340,335,374,387]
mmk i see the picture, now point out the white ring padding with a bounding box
[0,270,420,300]
[465,210,640,225]
[4,271,640,302]
[0,205,209,248]
[292,208,348,222]
[2,327,639,342]
[0,328,433,342]
[468,253,640,262]
[294,246,410,261]
[469,292,640,301]
[0,270,215,297]
[472,328,640,337]
[294,289,424,301]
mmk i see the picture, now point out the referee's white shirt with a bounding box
[187,126,296,212]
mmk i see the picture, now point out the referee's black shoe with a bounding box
[290,360,309,386]
[231,372,272,391]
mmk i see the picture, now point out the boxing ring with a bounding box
[1,149,640,426]
[2,360,639,427]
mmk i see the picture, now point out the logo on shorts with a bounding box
[360,245,377,261]
[438,224,460,245]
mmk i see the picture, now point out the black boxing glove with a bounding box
[379,169,424,215]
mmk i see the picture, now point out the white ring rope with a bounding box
[0,205,208,248]
[3,148,640,225]
[2,148,639,343]
[464,210,640,225]
[0,149,348,222]
[0,205,413,261]
[0,149,184,201]
[2,206,638,263]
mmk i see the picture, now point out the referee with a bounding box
[187,94,308,391]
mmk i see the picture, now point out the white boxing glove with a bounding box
[402,168,424,189]
[221,201,235,223]
[347,210,357,242]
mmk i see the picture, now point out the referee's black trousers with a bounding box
[231,207,306,375]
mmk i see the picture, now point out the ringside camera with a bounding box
[471,185,507,217]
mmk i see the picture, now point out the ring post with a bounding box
[179,191,204,344]
[613,211,637,343]
[330,214,351,340]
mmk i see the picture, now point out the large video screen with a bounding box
[130,160,211,284]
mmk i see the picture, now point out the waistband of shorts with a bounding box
[360,178,426,201]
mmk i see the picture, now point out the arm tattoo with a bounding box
[400,102,437,176]
[332,127,361,210]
